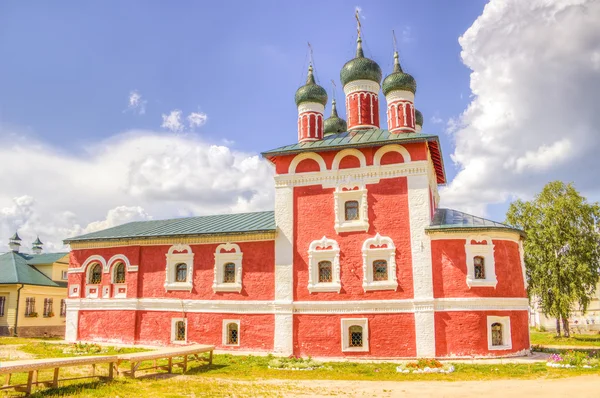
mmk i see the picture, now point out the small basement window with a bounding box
[349,325,363,347]
[341,318,369,352]
[487,316,511,350]
[223,320,241,346]
[171,318,188,344]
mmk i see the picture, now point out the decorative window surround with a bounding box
[69,285,80,298]
[113,285,127,299]
[102,286,110,299]
[171,318,188,344]
[307,236,341,293]
[222,319,240,346]
[362,234,398,291]
[465,236,497,288]
[341,318,369,352]
[487,316,512,350]
[85,285,99,299]
[334,184,369,233]
[213,243,243,293]
[164,244,194,291]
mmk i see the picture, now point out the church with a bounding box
[63,26,530,358]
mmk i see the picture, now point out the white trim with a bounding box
[69,255,106,274]
[362,234,398,291]
[343,79,380,95]
[113,284,127,299]
[341,318,369,352]
[465,236,498,288]
[427,230,522,244]
[385,90,415,103]
[65,306,79,342]
[487,316,512,350]
[106,254,138,273]
[213,243,243,293]
[171,318,188,344]
[298,102,325,114]
[334,185,369,233]
[222,319,241,346]
[519,241,528,289]
[307,237,341,293]
[85,285,99,299]
[102,285,110,299]
[331,149,367,170]
[288,152,327,174]
[373,144,411,165]
[69,285,80,298]
[164,244,194,292]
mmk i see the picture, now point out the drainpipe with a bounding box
[13,284,25,336]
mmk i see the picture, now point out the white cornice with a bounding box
[343,79,380,95]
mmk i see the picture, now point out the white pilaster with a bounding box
[65,301,79,342]
[273,185,294,355]
[408,174,435,357]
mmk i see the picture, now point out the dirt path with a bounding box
[0,344,34,360]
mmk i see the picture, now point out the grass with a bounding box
[530,330,600,347]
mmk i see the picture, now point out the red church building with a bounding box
[64,29,529,358]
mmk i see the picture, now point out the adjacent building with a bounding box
[0,234,69,337]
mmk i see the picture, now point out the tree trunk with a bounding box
[562,316,570,338]
[556,318,562,337]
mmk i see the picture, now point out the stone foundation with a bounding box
[0,326,14,336]
[16,325,65,338]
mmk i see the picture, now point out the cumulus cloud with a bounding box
[187,111,208,129]
[126,90,146,115]
[161,110,184,133]
[0,130,274,252]
[440,0,600,216]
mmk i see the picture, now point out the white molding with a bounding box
[331,149,367,170]
[362,234,398,291]
[69,255,106,274]
[164,244,194,292]
[106,254,138,273]
[102,285,110,299]
[298,102,325,114]
[85,285,99,299]
[222,319,241,346]
[213,243,243,293]
[487,316,512,350]
[69,285,80,298]
[519,241,528,289]
[334,185,369,233]
[307,236,341,293]
[385,90,415,103]
[373,144,411,165]
[343,79,380,95]
[171,318,188,344]
[427,230,523,244]
[288,152,327,174]
[113,284,127,298]
[465,236,498,289]
[341,318,369,352]
[64,307,79,342]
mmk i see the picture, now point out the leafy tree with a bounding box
[506,181,600,337]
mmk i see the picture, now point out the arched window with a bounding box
[175,263,187,282]
[474,256,485,280]
[223,263,236,283]
[227,323,238,345]
[491,322,503,346]
[345,201,359,221]
[89,263,102,284]
[373,260,388,281]
[349,325,363,347]
[114,262,126,284]
[318,261,332,283]
[175,320,186,341]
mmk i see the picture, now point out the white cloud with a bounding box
[401,26,413,43]
[0,130,274,252]
[187,111,208,129]
[161,110,184,133]
[126,90,146,115]
[440,0,600,216]
[430,115,444,125]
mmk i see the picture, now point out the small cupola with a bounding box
[415,109,423,132]
[32,236,43,254]
[324,99,347,136]
[383,50,418,134]
[9,232,21,253]
[295,64,328,143]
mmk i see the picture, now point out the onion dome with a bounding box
[340,36,382,87]
[324,99,347,136]
[33,236,43,246]
[10,232,21,242]
[295,64,328,106]
[415,109,423,128]
[382,52,417,96]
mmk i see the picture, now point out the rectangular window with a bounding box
[60,299,67,317]
[0,296,6,317]
[176,321,186,341]
[61,270,68,280]
[43,298,53,317]
[25,297,36,317]
[344,200,359,221]
[223,263,236,283]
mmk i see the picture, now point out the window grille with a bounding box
[474,256,485,279]
[114,262,126,283]
[345,200,359,221]
[223,263,236,283]
[175,321,186,341]
[43,298,53,317]
[175,263,187,282]
[0,296,5,317]
[491,322,503,346]
[227,323,239,345]
[373,260,388,281]
[89,263,102,284]
[318,261,332,283]
[60,299,67,317]
[25,297,36,316]
[349,325,363,347]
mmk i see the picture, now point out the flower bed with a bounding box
[546,350,599,368]
[396,359,455,374]
[62,342,108,356]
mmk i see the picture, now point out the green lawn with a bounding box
[530,330,600,347]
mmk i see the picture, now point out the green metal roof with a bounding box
[0,252,62,287]
[24,253,69,265]
[427,208,525,236]
[64,211,276,243]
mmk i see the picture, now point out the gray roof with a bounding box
[0,251,66,287]
[65,211,276,243]
[427,208,524,236]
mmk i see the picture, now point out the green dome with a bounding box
[295,65,328,106]
[324,100,347,135]
[340,37,382,87]
[415,109,423,127]
[382,52,417,95]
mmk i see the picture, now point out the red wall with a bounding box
[78,310,137,343]
[431,239,527,298]
[293,177,414,301]
[294,314,416,357]
[435,311,529,357]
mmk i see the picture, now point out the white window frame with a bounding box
[341,318,369,352]
[465,236,497,288]
[307,236,341,293]
[362,233,398,291]
[171,318,188,344]
[487,316,512,350]
[334,184,369,233]
[222,319,241,346]
[213,243,243,293]
[111,262,127,298]
[61,270,68,280]
[164,244,194,291]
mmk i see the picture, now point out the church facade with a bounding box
[64,29,529,358]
